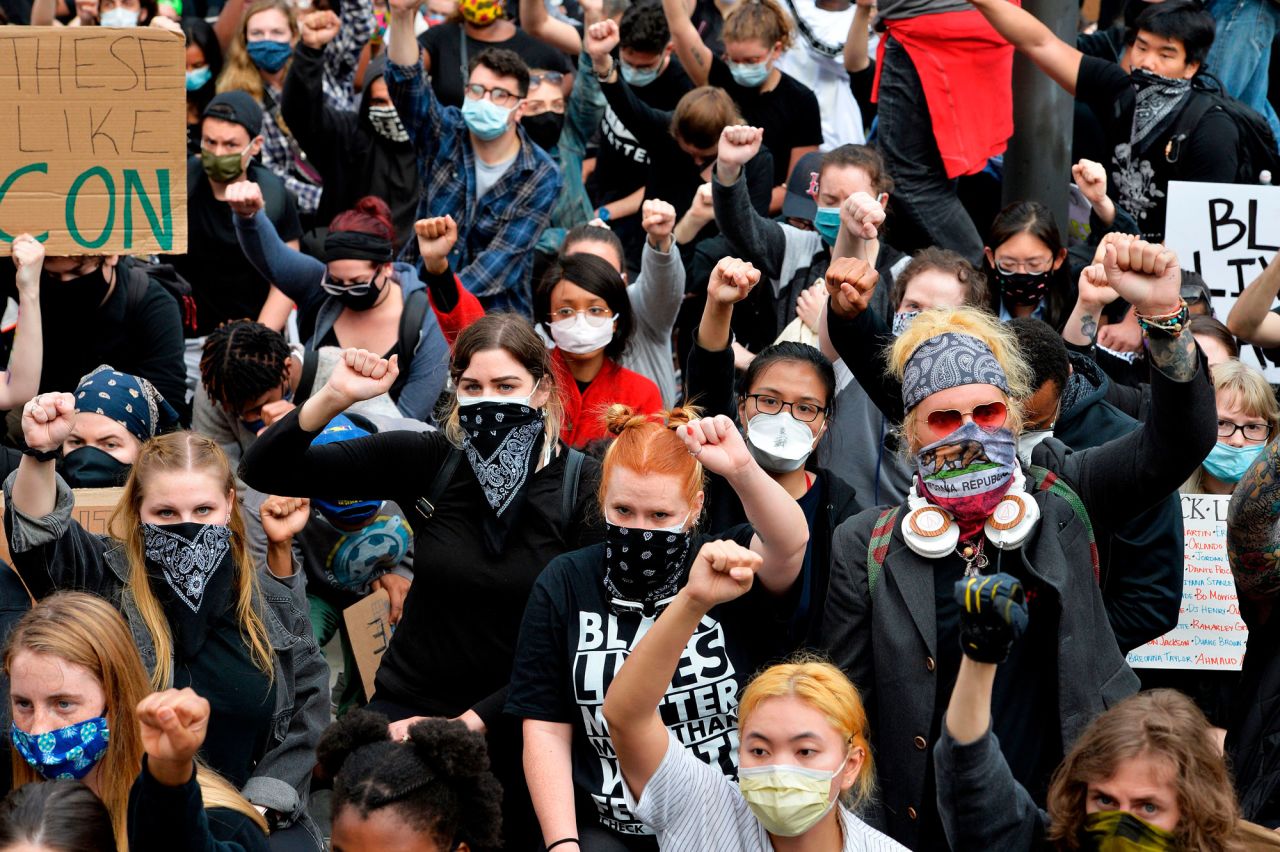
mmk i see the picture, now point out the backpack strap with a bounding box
[560,447,585,525]
[1027,464,1100,583]
[412,449,462,525]
[866,505,902,598]
[123,258,149,318]
[292,348,320,408]
[390,288,430,400]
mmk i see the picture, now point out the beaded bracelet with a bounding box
[1135,299,1189,339]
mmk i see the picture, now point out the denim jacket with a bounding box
[2,471,330,839]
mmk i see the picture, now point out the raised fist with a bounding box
[224,181,265,219]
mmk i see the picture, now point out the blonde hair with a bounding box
[599,404,705,517]
[737,656,876,810]
[4,593,268,849]
[217,0,298,103]
[1212,359,1280,437]
[888,306,1034,452]
[108,431,274,691]
[723,0,793,54]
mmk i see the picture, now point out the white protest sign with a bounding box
[1164,181,1280,380]
[1127,494,1248,671]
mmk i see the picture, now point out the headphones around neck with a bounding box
[901,465,1041,559]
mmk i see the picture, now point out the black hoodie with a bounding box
[281,46,420,245]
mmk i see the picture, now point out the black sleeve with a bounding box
[825,306,905,423]
[850,61,877,129]
[281,44,356,178]
[423,265,459,313]
[1075,55,1131,111]
[128,758,270,852]
[130,282,190,425]
[1100,494,1184,653]
[1180,109,1240,183]
[3,476,115,602]
[684,341,738,421]
[238,407,452,502]
[599,69,676,155]
[743,150,775,216]
[505,560,574,721]
[1060,352,1216,528]
[710,172,789,281]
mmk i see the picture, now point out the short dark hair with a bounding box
[562,224,626,270]
[199,320,292,412]
[891,247,989,311]
[737,341,838,421]
[535,253,634,361]
[1008,317,1071,395]
[620,0,670,54]
[1188,314,1240,358]
[0,780,117,852]
[820,144,893,196]
[1130,0,1216,66]
[469,47,531,97]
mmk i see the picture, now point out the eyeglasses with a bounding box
[463,82,521,107]
[523,98,566,116]
[1217,419,1270,443]
[551,306,613,327]
[322,271,382,297]
[995,257,1053,275]
[919,400,1008,439]
[528,71,564,87]
[743,394,827,423]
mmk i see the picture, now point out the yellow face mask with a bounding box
[458,0,502,25]
[1081,811,1177,851]
[737,750,851,837]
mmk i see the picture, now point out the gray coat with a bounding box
[3,472,330,839]
[821,357,1216,849]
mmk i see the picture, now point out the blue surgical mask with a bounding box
[1203,441,1265,484]
[186,66,213,91]
[461,97,513,141]
[814,206,841,247]
[12,718,110,781]
[620,61,660,87]
[246,39,293,73]
[728,60,770,88]
[99,6,139,26]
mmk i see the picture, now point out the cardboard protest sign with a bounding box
[1164,181,1280,380]
[0,487,121,587]
[343,589,392,699]
[0,28,187,256]
[1127,494,1248,671]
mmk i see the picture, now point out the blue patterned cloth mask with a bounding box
[11,717,110,781]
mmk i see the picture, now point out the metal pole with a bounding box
[1002,0,1078,242]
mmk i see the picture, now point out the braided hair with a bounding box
[199,320,292,413]
[317,711,503,850]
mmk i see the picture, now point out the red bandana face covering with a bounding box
[916,421,1016,540]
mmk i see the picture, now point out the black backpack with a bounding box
[123,258,199,336]
[1164,73,1280,185]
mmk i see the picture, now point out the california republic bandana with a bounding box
[916,421,1016,540]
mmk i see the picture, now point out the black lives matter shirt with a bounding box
[507,525,789,837]
[1075,56,1238,241]
[593,61,693,206]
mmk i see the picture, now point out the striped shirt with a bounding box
[626,731,909,852]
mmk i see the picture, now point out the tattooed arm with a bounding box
[1228,440,1280,628]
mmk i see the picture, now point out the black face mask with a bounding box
[523,112,566,152]
[46,267,109,307]
[996,268,1051,308]
[603,522,694,617]
[142,521,236,657]
[457,399,547,554]
[328,275,385,312]
[62,447,131,488]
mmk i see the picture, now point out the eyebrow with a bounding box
[462,375,522,384]
[753,387,824,405]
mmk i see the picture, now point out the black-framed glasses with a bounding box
[1217,419,1270,443]
[742,394,827,423]
[463,82,520,107]
[528,71,564,87]
[322,271,383,297]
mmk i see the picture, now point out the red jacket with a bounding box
[428,273,485,345]
[552,349,663,447]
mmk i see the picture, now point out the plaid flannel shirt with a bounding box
[386,59,561,317]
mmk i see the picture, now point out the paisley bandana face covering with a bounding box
[603,521,693,616]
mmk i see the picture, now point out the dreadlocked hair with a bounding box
[199,320,292,412]
[317,711,504,851]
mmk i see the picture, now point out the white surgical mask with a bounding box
[100,6,139,26]
[458,380,539,409]
[549,313,616,355]
[738,752,849,837]
[1017,428,1053,468]
[745,412,817,473]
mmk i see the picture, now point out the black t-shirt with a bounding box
[690,0,725,57]
[1075,57,1239,241]
[507,525,792,838]
[421,23,573,108]
[167,160,302,337]
[593,60,694,205]
[709,57,823,186]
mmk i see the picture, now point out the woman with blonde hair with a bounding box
[4,591,268,851]
[240,316,603,846]
[820,238,1217,849]
[5,405,330,850]
[598,527,903,849]
[507,404,813,848]
[1182,359,1280,495]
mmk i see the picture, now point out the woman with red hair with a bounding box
[506,405,811,849]
[225,184,482,423]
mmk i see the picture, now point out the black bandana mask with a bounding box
[523,112,566,152]
[603,522,694,617]
[457,400,546,554]
[62,447,131,488]
[141,522,235,658]
[996,268,1051,308]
